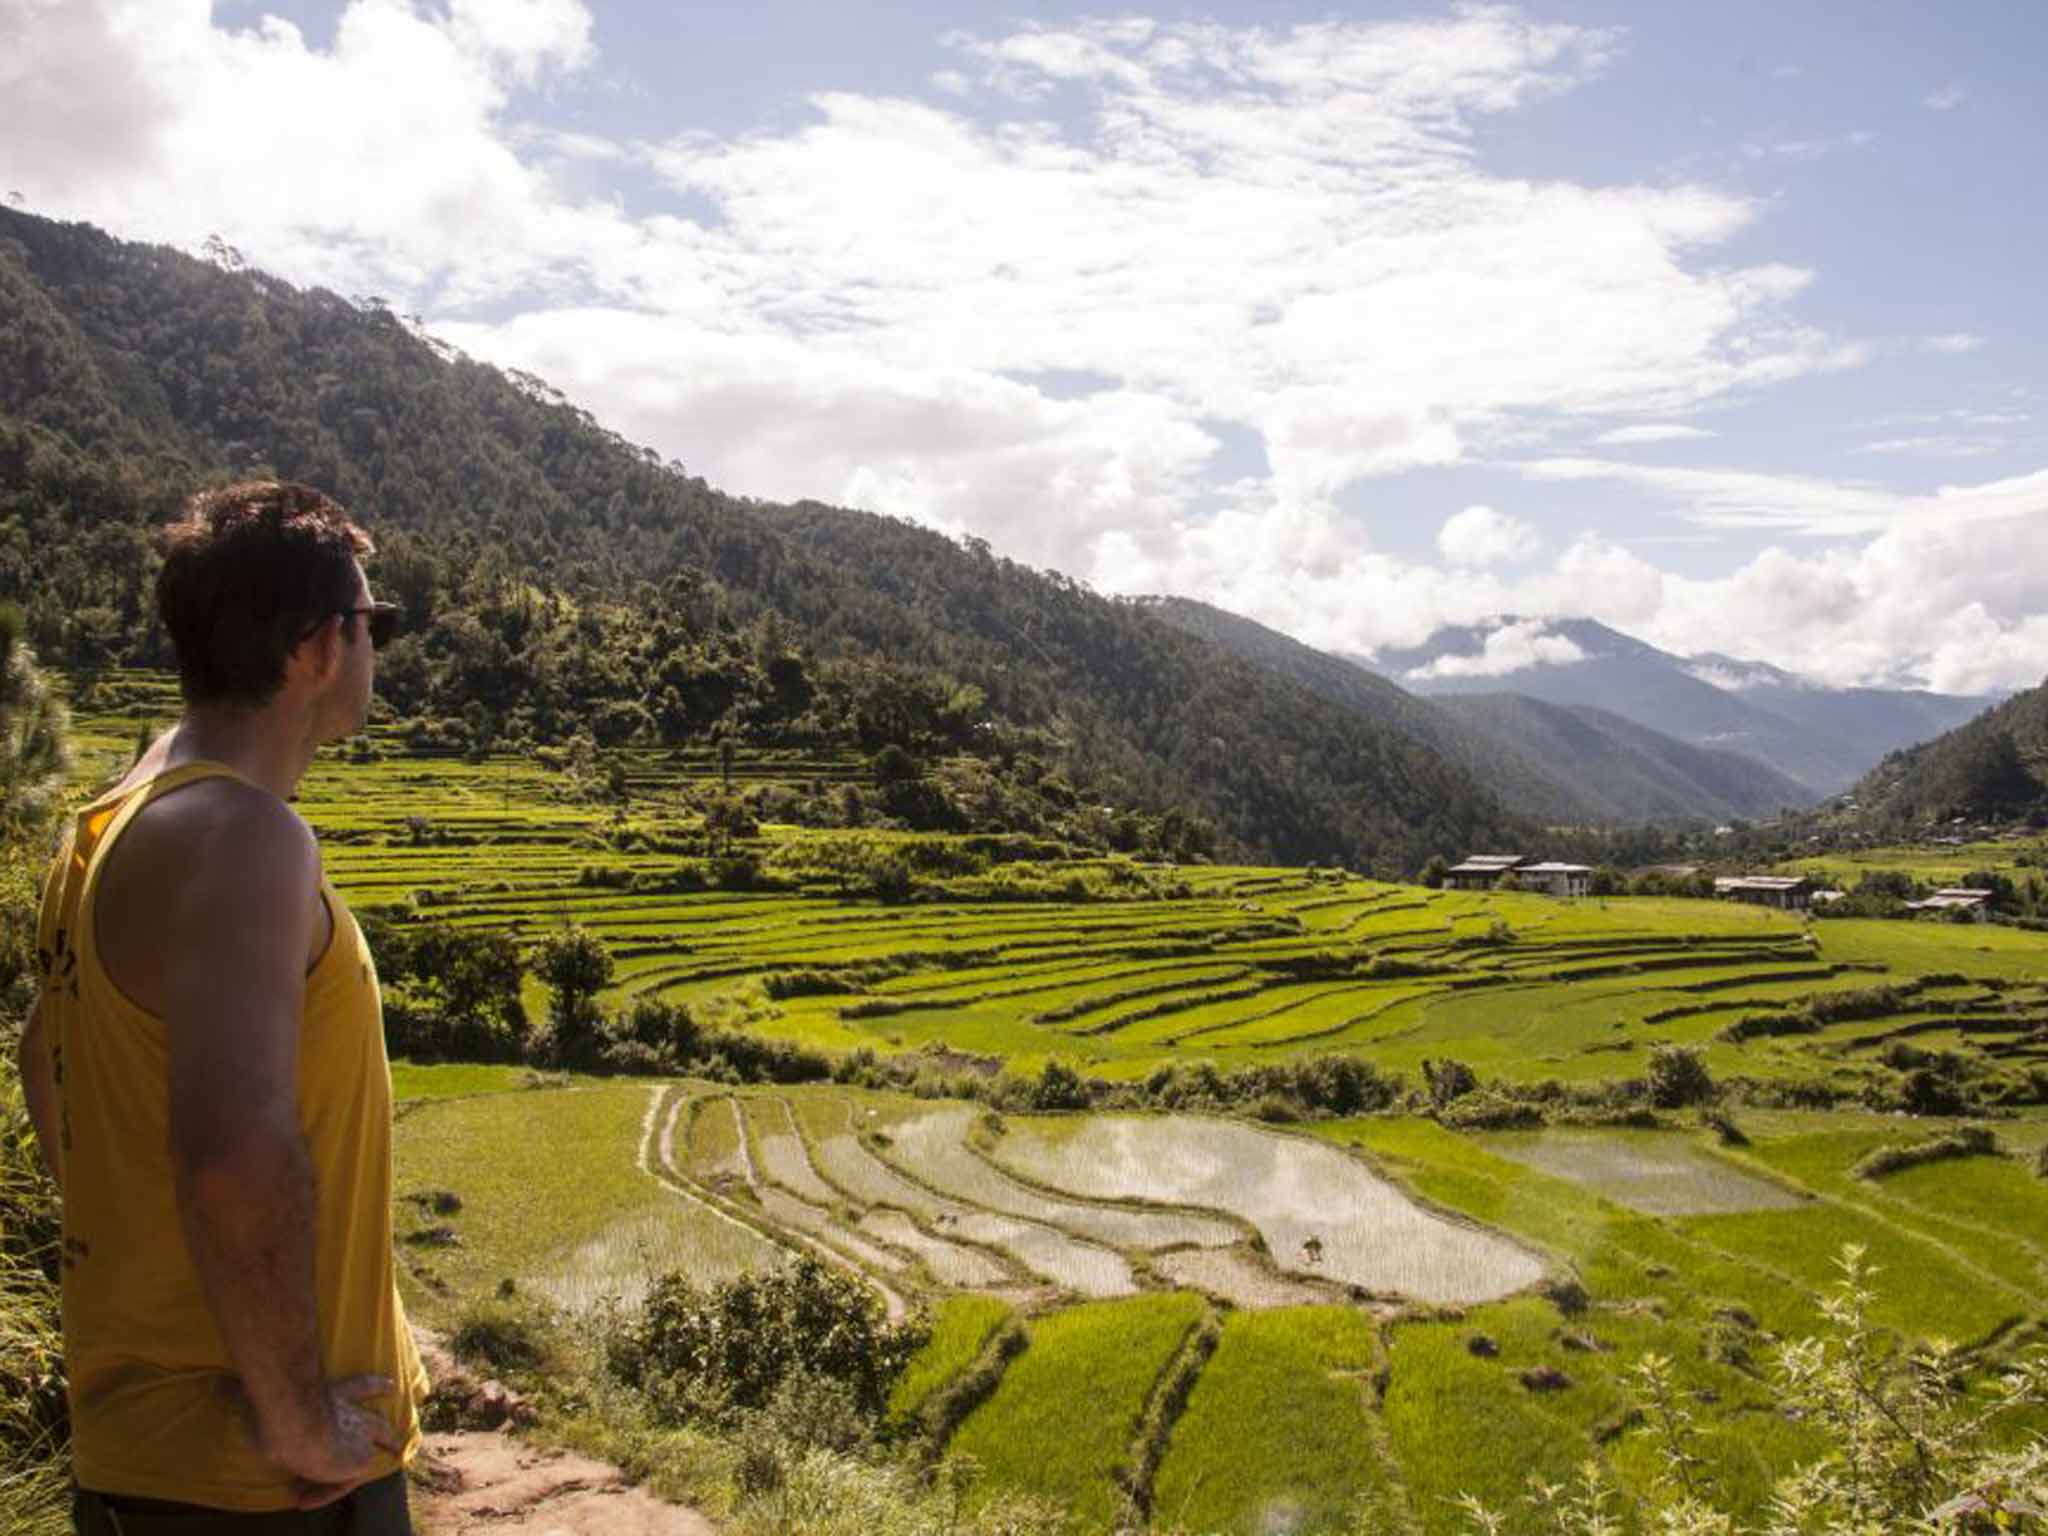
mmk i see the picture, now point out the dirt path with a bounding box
[413,1430,718,1535]
[411,1328,717,1535]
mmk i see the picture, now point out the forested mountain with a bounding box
[1366,617,1989,795]
[1840,679,2048,829]
[0,205,1527,873]
[1431,694,1815,824]
[1147,597,1812,824]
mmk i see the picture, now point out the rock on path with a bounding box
[413,1430,718,1536]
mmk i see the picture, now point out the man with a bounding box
[19,481,426,1533]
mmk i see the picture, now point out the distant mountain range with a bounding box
[1146,600,1817,825]
[1,203,2006,857]
[1361,617,1994,796]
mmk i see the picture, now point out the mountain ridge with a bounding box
[1145,598,1815,825]
[1362,616,1992,794]
[0,203,1526,874]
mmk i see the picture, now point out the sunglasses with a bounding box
[318,602,401,650]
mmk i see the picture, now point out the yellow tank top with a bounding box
[34,761,427,1510]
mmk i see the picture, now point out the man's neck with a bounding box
[164,705,322,802]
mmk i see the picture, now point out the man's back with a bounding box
[37,758,426,1511]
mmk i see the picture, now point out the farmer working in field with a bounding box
[19,481,425,1533]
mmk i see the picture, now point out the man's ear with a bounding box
[286,615,343,691]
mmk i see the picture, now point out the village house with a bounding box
[1713,875,1814,911]
[1905,887,1994,922]
[1444,853,1529,891]
[1515,861,1595,899]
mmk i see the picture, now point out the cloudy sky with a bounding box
[6,0,2045,694]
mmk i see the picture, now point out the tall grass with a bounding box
[1,1007,67,1536]
[1,805,65,1534]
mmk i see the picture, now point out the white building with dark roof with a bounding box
[1906,887,1994,921]
[1713,875,1814,911]
[1444,853,1530,891]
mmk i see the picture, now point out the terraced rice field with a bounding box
[388,1071,2048,1534]
[1476,1129,1806,1215]
[64,677,2048,1533]
[66,672,2048,1091]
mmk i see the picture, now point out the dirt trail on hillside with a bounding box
[411,1328,717,1535]
[413,1430,718,1535]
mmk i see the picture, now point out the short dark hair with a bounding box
[157,481,375,706]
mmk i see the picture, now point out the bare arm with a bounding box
[17,995,59,1187]
[163,793,392,1505]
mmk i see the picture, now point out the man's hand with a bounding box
[255,1373,400,1509]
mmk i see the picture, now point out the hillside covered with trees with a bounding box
[1844,678,2048,829]
[0,206,1531,873]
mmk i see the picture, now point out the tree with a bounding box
[0,607,70,838]
[1646,1043,1715,1108]
[534,925,613,1066]
[1031,1059,1092,1111]
[872,744,919,787]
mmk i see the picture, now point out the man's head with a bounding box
[157,482,382,731]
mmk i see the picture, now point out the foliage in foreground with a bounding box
[607,1257,928,1432]
[1,612,67,1535]
[1456,1248,2048,1536]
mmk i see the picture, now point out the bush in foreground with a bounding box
[608,1258,928,1433]
[1454,1246,2048,1535]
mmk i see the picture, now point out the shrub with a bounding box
[449,1295,554,1376]
[1439,1089,1544,1131]
[1424,1057,1479,1110]
[1852,1125,2001,1180]
[1030,1059,1092,1111]
[1646,1044,1715,1108]
[610,1259,928,1430]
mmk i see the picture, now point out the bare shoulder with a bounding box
[109,778,322,938]
[149,777,317,868]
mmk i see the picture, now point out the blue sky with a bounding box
[7,1,2045,691]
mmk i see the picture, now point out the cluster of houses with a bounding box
[1441,852,1995,921]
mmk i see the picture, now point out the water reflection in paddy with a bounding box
[990,1115,1544,1303]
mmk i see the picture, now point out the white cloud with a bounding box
[0,0,628,306]
[444,0,593,85]
[1592,423,1718,445]
[4,3,2041,695]
[1406,619,1587,680]
[1923,84,1969,111]
[1743,130,1876,162]
[0,4,1860,520]
[1088,460,2048,695]
[1526,465,2048,693]
[1857,435,2002,459]
[1438,505,1542,567]
[1921,332,1984,354]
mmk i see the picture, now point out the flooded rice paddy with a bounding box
[647,1090,1550,1310]
[988,1114,1545,1303]
[1477,1129,1806,1215]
